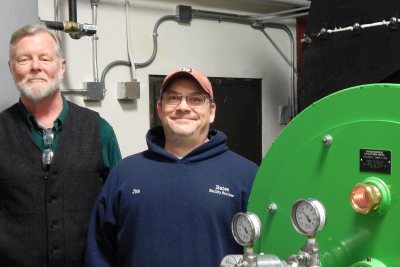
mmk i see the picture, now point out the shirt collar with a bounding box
[18,95,69,132]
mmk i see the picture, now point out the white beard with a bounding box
[17,74,61,102]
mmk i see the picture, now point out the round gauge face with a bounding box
[231,212,261,246]
[291,199,326,236]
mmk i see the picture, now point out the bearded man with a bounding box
[0,24,121,267]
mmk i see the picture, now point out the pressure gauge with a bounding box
[291,198,326,236]
[231,212,261,246]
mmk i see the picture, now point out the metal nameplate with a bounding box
[360,149,391,174]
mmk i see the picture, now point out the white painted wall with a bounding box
[37,0,295,159]
[0,1,38,111]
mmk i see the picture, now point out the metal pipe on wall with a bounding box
[91,0,100,82]
[190,7,300,116]
[69,0,77,22]
[54,0,59,21]
[52,0,101,97]
[44,0,97,39]
[101,4,304,112]
[252,6,309,21]
[135,15,178,68]
[265,0,311,7]
[260,24,297,116]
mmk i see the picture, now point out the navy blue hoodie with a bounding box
[85,126,258,267]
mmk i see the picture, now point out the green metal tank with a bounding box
[248,83,400,266]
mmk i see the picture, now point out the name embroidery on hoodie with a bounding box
[209,184,234,198]
[132,188,141,194]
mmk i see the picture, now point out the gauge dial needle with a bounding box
[302,211,311,222]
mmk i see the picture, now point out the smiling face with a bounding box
[9,31,65,102]
[157,78,216,147]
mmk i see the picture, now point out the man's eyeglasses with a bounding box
[161,94,212,107]
[42,129,54,167]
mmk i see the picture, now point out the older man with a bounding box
[0,24,121,266]
[85,68,257,266]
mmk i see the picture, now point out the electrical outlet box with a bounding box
[83,82,105,101]
[176,5,192,23]
[117,80,140,100]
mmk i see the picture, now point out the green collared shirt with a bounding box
[19,95,122,173]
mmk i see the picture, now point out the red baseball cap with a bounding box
[160,68,214,99]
